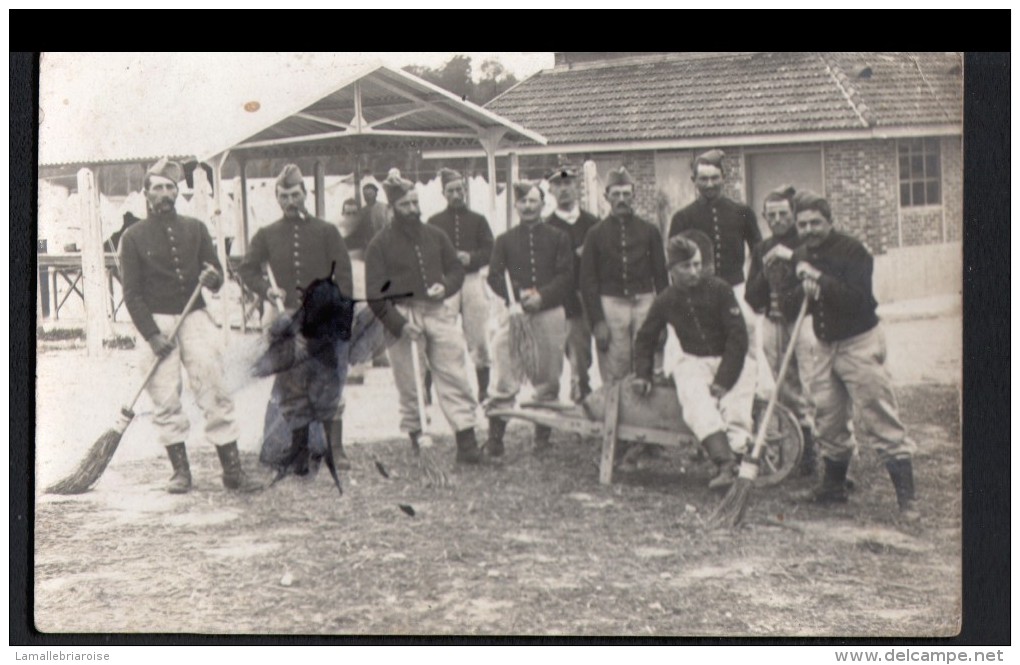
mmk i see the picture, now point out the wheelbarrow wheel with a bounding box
[749,397,804,488]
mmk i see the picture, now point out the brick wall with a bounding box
[822,139,899,255]
[900,208,944,247]
[941,135,963,243]
[720,146,747,203]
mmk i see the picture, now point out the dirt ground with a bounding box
[33,314,962,636]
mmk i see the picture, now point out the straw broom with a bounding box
[410,339,448,488]
[707,294,810,529]
[46,283,205,495]
[504,271,540,382]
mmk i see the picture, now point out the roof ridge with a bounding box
[817,52,873,129]
[548,52,760,74]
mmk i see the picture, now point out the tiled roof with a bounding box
[486,52,962,145]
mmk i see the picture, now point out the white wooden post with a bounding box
[211,157,230,342]
[479,128,507,234]
[506,151,520,229]
[78,167,109,356]
[583,160,601,218]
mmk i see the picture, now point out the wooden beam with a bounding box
[369,76,484,132]
[367,104,428,129]
[422,124,964,159]
[295,112,353,131]
[78,167,108,356]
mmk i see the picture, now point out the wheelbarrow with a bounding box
[489,377,804,487]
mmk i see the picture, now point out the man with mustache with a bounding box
[365,170,482,464]
[427,168,494,403]
[544,164,600,403]
[485,181,574,455]
[669,149,762,291]
[238,164,355,477]
[580,166,668,385]
[787,191,917,520]
[119,157,261,493]
[744,185,819,476]
[632,234,750,490]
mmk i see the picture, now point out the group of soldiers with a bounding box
[117,149,918,519]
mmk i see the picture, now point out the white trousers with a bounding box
[142,309,239,447]
[671,352,757,454]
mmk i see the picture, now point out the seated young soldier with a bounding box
[632,234,752,489]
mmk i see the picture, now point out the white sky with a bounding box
[38,53,555,166]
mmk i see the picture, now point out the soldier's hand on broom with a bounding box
[631,377,652,397]
[426,282,446,301]
[593,321,611,352]
[796,261,822,301]
[147,333,175,359]
[520,289,542,313]
[198,262,222,289]
[402,320,424,342]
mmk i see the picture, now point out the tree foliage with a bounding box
[404,55,518,105]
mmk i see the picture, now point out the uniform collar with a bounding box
[553,205,581,224]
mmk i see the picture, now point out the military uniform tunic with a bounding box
[119,210,238,447]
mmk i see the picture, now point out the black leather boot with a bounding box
[886,457,919,520]
[216,442,263,493]
[794,457,850,504]
[165,442,191,494]
[455,428,482,464]
[701,431,737,490]
[533,424,553,454]
[328,419,351,470]
[290,425,311,476]
[799,426,818,477]
[476,367,490,403]
[485,417,507,457]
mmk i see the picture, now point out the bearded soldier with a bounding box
[119,157,261,494]
[365,170,482,464]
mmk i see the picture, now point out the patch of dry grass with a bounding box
[34,385,961,637]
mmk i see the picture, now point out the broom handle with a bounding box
[126,282,206,410]
[266,263,286,311]
[747,294,810,461]
[504,271,518,307]
[410,339,429,435]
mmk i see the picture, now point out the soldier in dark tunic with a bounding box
[485,181,574,455]
[745,185,820,476]
[668,149,762,289]
[238,164,354,477]
[119,157,261,494]
[580,166,669,385]
[787,191,917,520]
[365,170,482,464]
[633,235,752,489]
[544,164,600,403]
[427,168,494,402]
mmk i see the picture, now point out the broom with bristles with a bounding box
[410,339,449,488]
[707,294,810,529]
[504,271,541,382]
[46,283,205,494]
